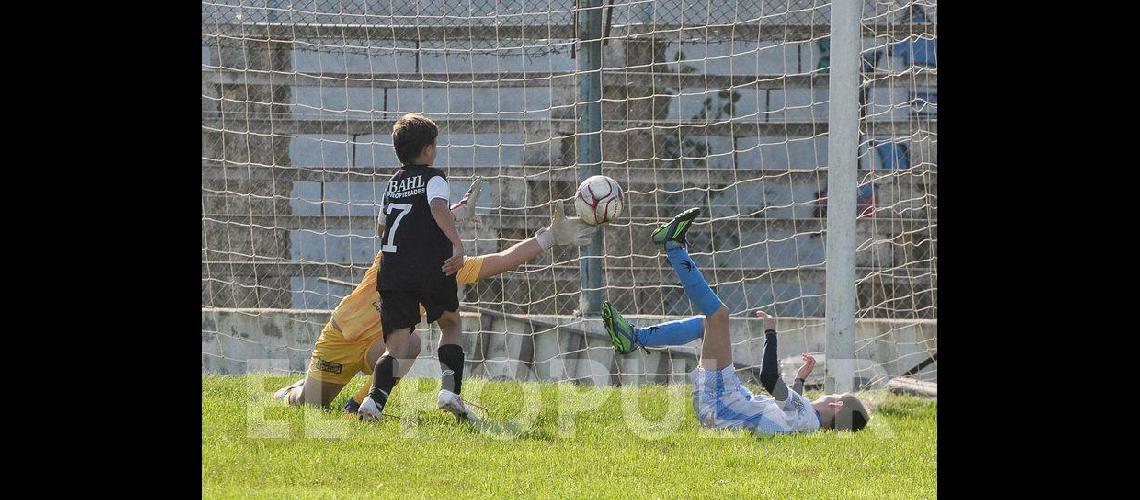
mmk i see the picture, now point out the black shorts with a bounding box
[379,276,459,337]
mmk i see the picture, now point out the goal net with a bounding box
[202,0,936,389]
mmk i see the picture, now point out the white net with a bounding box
[852,0,936,386]
[202,0,936,388]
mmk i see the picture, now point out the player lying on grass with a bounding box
[602,207,869,434]
[274,193,595,423]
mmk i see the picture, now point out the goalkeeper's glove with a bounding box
[535,205,596,250]
[449,175,483,224]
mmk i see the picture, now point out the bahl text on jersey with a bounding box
[387,175,426,199]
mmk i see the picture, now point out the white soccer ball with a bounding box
[574,175,624,226]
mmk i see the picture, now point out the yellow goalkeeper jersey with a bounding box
[329,252,484,344]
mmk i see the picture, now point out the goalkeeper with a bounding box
[602,207,870,434]
[274,181,595,422]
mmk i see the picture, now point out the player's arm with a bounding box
[441,202,594,278]
[427,176,465,275]
[475,209,595,280]
[755,310,795,401]
[793,353,816,394]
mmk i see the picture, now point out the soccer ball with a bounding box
[575,175,624,226]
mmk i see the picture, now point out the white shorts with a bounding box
[690,364,794,434]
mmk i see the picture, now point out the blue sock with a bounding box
[665,245,724,316]
[636,316,705,347]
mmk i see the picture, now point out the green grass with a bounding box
[203,374,936,499]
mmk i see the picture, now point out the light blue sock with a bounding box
[665,245,724,316]
[636,316,705,347]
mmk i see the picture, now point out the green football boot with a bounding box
[651,207,701,250]
[602,301,642,355]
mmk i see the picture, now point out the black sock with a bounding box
[368,354,400,407]
[438,344,465,395]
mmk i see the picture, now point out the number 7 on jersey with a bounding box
[381,203,412,253]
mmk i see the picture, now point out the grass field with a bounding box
[203,374,936,499]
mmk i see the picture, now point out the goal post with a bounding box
[824,0,861,394]
[577,0,605,318]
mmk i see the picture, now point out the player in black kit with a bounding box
[359,113,476,423]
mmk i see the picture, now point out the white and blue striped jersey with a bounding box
[775,387,821,432]
[690,365,820,434]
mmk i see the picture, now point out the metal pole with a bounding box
[577,0,604,317]
[825,0,860,394]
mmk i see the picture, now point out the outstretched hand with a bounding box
[754,310,776,331]
[797,353,816,380]
[449,175,483,224]
[551,207,597,247]
[534,201,599,250]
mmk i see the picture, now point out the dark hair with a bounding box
[392,113,438,165]
[832,394,870,432]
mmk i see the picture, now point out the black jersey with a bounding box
[377,164,451,291]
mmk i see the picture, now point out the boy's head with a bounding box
[392,113,438,166]
[812,392,870,432]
